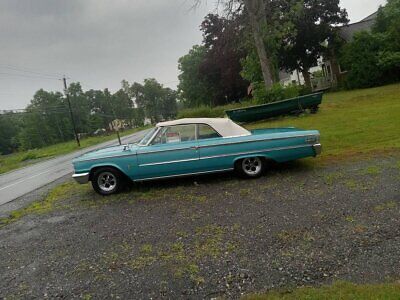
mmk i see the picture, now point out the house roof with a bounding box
[157,118,251,138]
[362,11,379,21]
[339,11,378,42]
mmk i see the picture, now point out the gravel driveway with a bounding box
[1,154,400,299]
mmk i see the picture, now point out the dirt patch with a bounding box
[1,154,400,298]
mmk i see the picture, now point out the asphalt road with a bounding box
[0,129,149,207]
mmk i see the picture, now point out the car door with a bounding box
[136,124,200,180]
[197,124,234,172]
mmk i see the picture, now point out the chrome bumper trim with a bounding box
[313,143,322,156]
[72,172,90,184]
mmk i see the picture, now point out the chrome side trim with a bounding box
[140,146,197,155]
[139,133,316,155]
[137,144,312,167]
[139,157,199,167]
[199,144,311,160]
[133,168,234,182]
[75,153,137,163]
[197,134,316,149]
[72,172,90,184]
[75,134,317,162]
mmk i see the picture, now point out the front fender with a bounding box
[88,162,128,180]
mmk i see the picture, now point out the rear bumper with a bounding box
[313,143,322,156]
[72,172,90,184]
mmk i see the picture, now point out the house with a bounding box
[279,11,378,91]
[320,11,378,87]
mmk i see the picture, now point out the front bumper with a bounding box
[313,143,322,156]
[72,172,90,184]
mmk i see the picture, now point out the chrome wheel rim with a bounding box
[242,157,262,176]
[97,172,117,192]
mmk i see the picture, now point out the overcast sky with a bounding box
[0,0,386,110]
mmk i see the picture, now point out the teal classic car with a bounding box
[72,118,321,195]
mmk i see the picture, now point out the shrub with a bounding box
[177,106,226,119]
[21,151,39,162]
[252,83,309,105]
[177,83,313,119]
[177,100,255,119]
[340,32,385,89]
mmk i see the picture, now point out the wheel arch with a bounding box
[233,154,276,168]
[88,164,128,181]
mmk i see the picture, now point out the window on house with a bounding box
[327,65,332,76]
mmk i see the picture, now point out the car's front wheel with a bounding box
[92,167,124,195]
[236,157,265,178]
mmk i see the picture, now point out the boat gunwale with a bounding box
[225,92,323,114]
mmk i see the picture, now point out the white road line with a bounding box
[0,168,57,191]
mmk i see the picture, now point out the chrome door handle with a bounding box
[190,146,199,150]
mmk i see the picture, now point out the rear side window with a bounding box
[198,124,221,140]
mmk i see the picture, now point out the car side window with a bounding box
[152,124,196,145]
[198,124,221,140]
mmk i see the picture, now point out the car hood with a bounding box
[73,144,139,162]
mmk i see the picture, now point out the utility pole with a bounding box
[63,77,80,147]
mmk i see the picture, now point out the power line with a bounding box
[0,72,61,80]
[0,63,63,78]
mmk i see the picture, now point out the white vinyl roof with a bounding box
[157,118,251,138]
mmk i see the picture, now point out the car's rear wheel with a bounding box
[236,157,265,178]
[92,167,124,195]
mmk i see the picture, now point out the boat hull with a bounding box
[225,92,323,123]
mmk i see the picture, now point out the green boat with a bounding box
[225,92,323,123]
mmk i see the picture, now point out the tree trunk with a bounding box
[244,0,274,90]
[302,69,312,90]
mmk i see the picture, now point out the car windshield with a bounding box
[138,127,158,146]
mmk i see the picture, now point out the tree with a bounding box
[194,0,276,92]
[243,0,275,89]
[19,89,71,149]
[123,79,178,123]
[67,83,91,134]
[373,0,400,72]
[278,0,348,88]
[85,89,114,131]
[160,88,178,120]
[0,113,20,154]
[339,0,400,89]
[178,45,214,107]
[199,14,250,106]
[112,89,135,123]
[340,32,384,89]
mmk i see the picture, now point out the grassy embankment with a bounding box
[245,281,400,300]
[246,84,400,160]
[1,84,399,174]
[181,83,400,161]
[0,126,148,174]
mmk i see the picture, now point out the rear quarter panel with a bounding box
[197,130,318,172]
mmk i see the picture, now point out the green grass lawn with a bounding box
[0,127,148,175]
[245,83,400,161]
[245,281,400,300]
[1,84,399,174]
